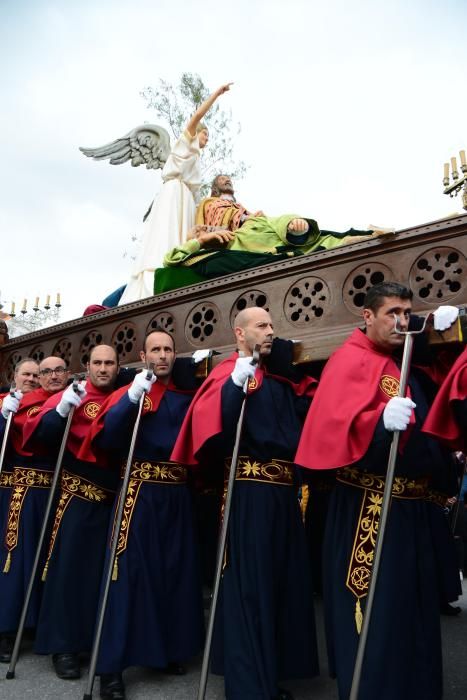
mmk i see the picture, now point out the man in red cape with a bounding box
[172,307,319,700]
[295,281,460,700]
[22,345,119,681]
[0,355,68,663]
[79,329,204,700]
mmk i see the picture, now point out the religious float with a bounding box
[1,210,467,383]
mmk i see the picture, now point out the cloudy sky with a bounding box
[1,0,466,326]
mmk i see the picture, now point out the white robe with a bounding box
[118,130,201,304]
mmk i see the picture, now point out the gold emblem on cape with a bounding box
[0,398,3,410]
[247,377,258,391]
[143,395,153,412]
[27,405,41,417]
[379,374,399,398]
[84,401,101,420]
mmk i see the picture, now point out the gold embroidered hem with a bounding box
[224,457,295,486]
[337,467,429,634]
[3,467,54,573]
[111,461,187,581]
[425,488,449,509]
[0,471,14,488]
[41,469,116,581]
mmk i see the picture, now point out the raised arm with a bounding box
[185,83,233,137]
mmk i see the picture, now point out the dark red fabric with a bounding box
[82,304,108,316]
[171,352,317,465]
[295,329,414,471]
[22,381,114,463]
[7,387,52,456]
[423,346,467,450]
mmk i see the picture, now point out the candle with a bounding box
[22,298,27,311]
[45,294,50,306]
[451,156,458,176]
[34,296,39,308]
[460,150,466,167]
[444,162,449,179]
[56,292,61,305]
[10,302,15,315]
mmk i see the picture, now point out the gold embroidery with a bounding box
[247,377,258,392]
[83,401,101,420]
[3,467,54,572]
[0,471,14,488]
[41,469,115,580]
[300,484,310,524]
[337,467,428,633]
[225,457,294,486]
[379,374,400,398]
[426,488,449,509]
[143,395,153,412]
[110,461,187,579]
[26,405,41,417]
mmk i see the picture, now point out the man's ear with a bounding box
[139,350,146,363]
[362,308,373,328]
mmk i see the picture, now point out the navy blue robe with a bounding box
[209,376,319,700]
[323,372,444,700]
[95,390,204,674]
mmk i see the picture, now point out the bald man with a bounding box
[172,307,319,700]
[23,345,120,680]
[0,355,69,662]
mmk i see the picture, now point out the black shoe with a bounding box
[163,661,186,675]
[275,689,294,700]
[440,603,462,616]
[0,635,14,664]
[100,673,126,700]
[52,653,81,679]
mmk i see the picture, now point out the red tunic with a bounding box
[171,352,317,465]
[422,346,467,451]
[295,329,414,471]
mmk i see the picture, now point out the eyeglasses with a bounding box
[39,367,67,377]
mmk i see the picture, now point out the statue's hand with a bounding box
[287,218,309,233]
[216,82,233,96]
[198,230,235,248]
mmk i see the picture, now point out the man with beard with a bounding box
[85,329,204,700]
[172,307,319,700]
[0,355,68,662]
[22,345,119,680]
[295,282,459,700]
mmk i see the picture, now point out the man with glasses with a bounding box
[0,356,68,662]
[23,345,119,681]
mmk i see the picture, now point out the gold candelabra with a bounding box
[0,294,62,338]
[443,149,467,210]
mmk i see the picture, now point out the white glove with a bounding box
[127,369,157,404]
[383,396,416,432]
[192,349,211,364]
[1,390,23,419]
[231,356,256,388]
[433,305,459,331]
[56,382,87,418]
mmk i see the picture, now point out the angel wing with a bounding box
[79,124,171,170]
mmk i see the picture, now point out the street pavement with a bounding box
[0,582,466,699]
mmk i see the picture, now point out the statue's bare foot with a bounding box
[368,224,396,237]
[287,218,309,234]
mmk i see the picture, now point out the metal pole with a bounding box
[0,383,16,480]
[7,375,82,679]
[349,315,429,700]
[197,346,260,700]
[82,365,154,700]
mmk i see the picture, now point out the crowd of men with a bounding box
[0,281,465,700]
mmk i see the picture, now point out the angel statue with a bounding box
[80,83,233,304]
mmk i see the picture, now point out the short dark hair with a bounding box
[143,327,176,353]
[363,282,413,313]
[210,174,226,197]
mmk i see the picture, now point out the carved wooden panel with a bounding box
[79,330,104,367]
[111,322,137,362]
[283,276,330,326]
[185,302,221,345]
[409,247,466,303]
[30,345,46,364]
[229,290,269,327]
[52,338,73,366]
[343,263,395,315]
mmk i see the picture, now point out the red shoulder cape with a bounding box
[76,379,191,463]
[7,387,52,456]
[295,329,414,471]
[22,382,114,463]
[171,352,317,465]
[422,346,467,450]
